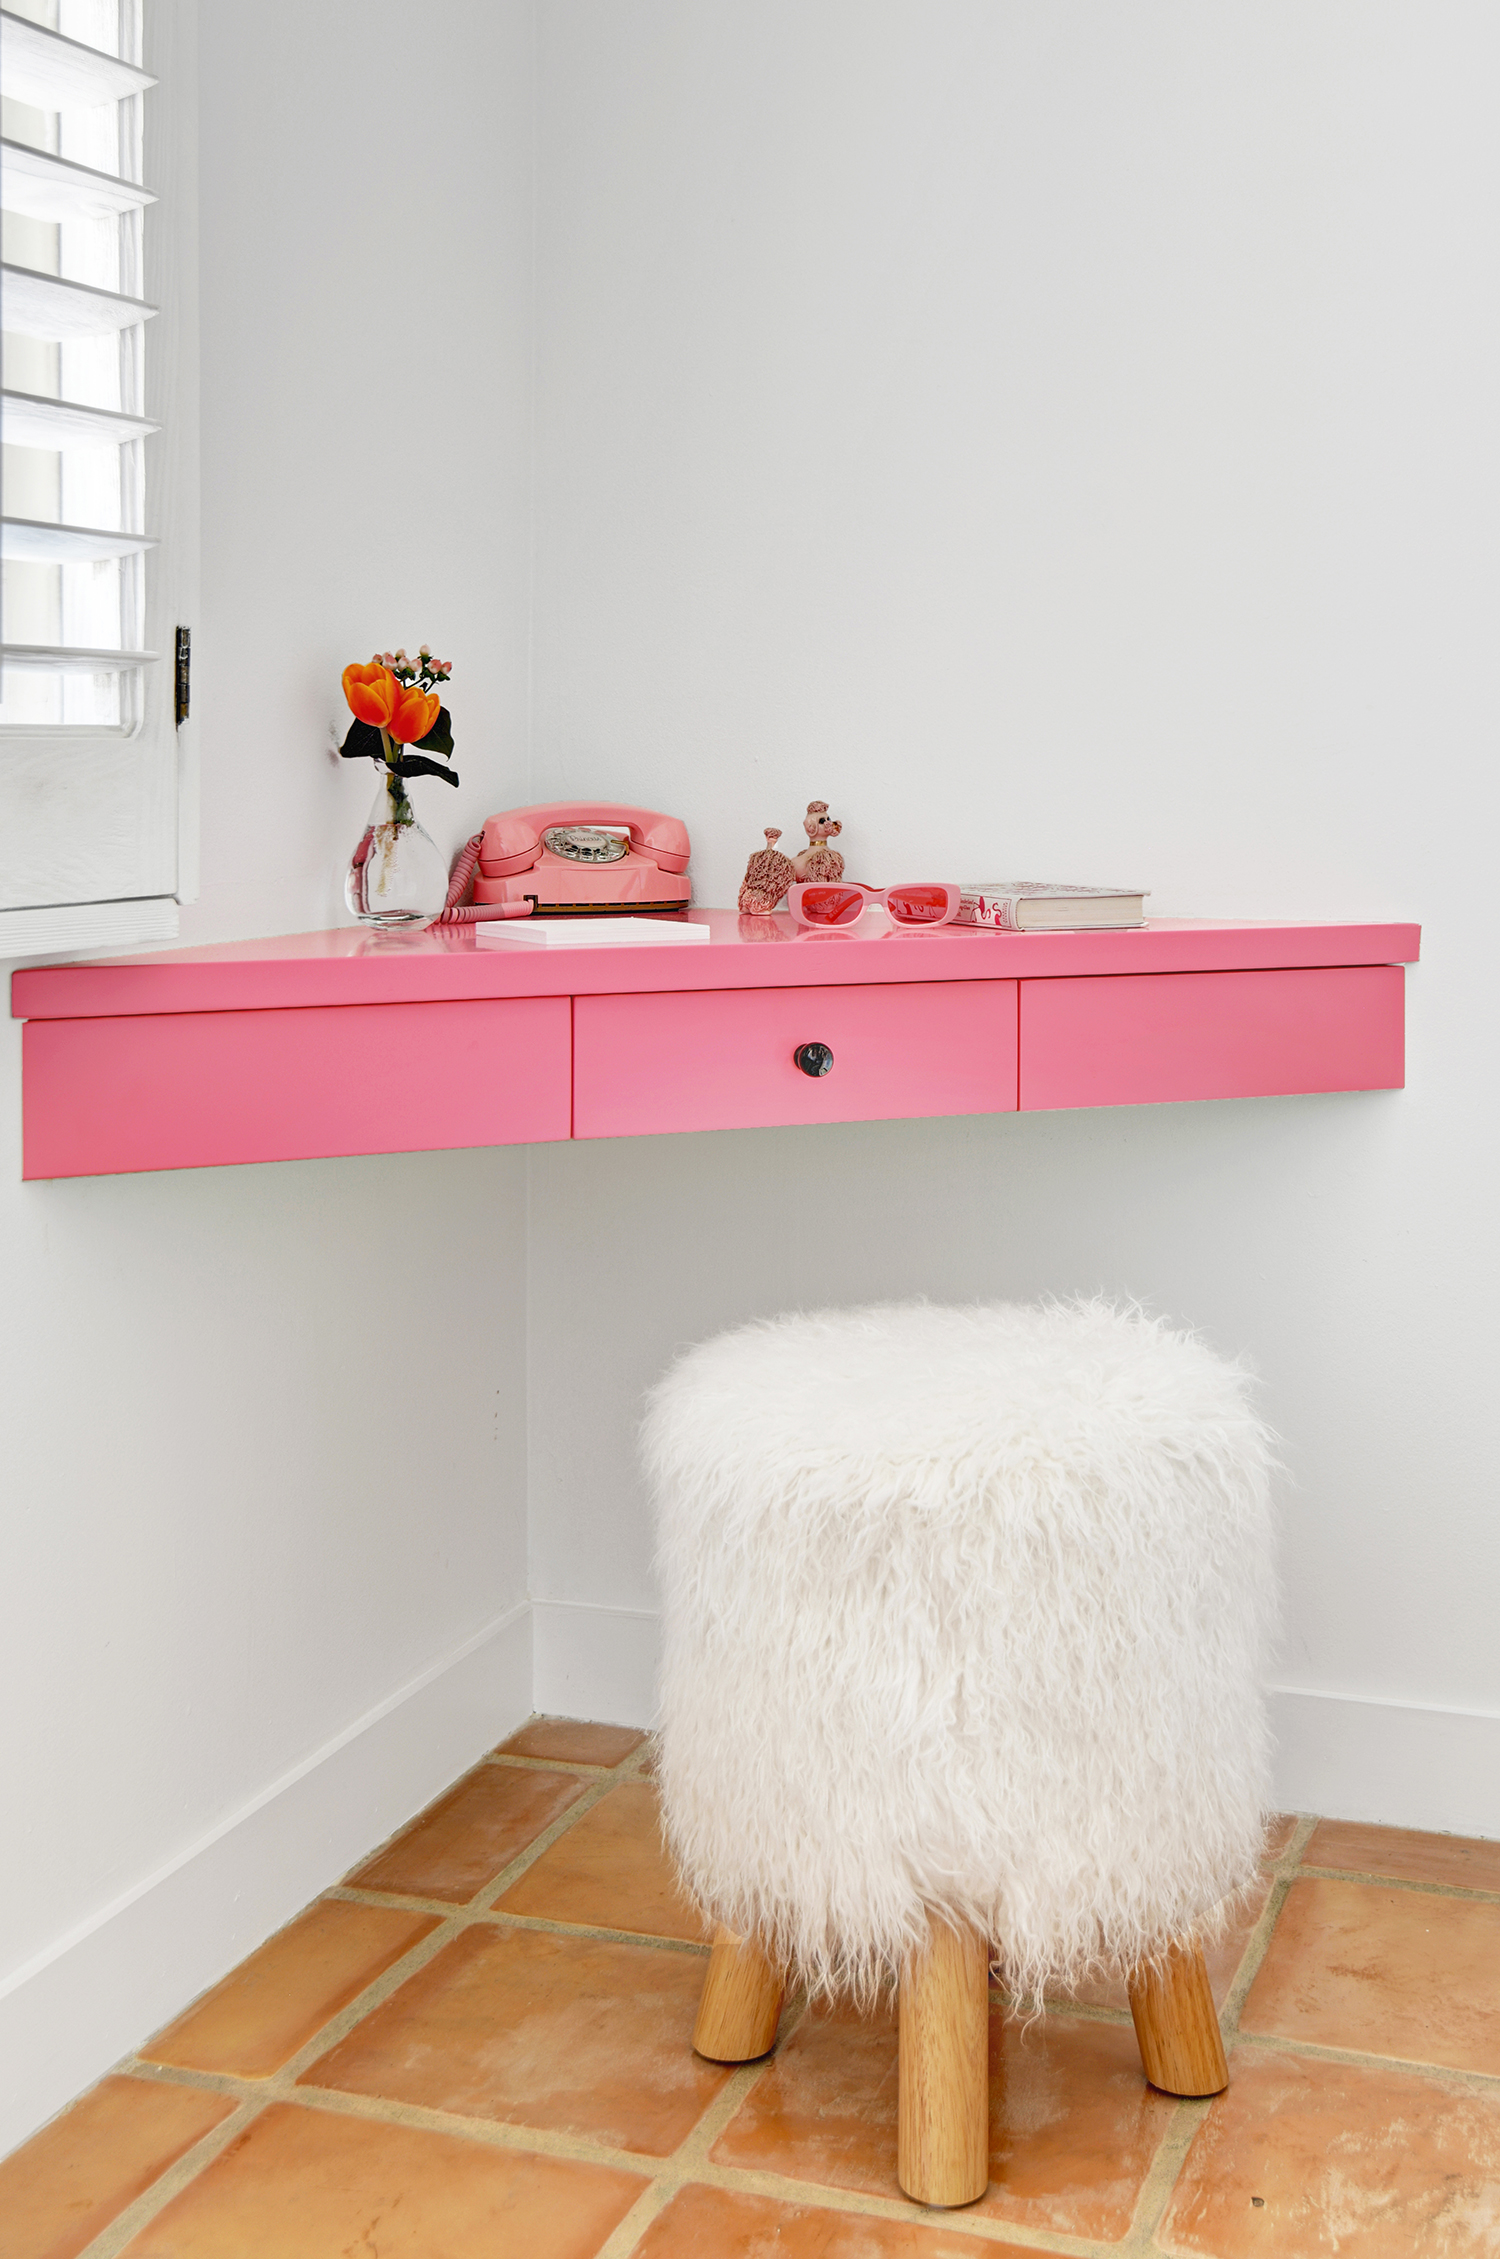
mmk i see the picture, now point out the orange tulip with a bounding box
[342,659,398,730]
[387,681,442,744]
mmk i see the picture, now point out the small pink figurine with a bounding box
[791,801,844,883]
[738,826,796,914]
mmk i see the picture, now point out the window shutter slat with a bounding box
[0,10,154,108]
[1,137,156,223]
[1,262,158,337]
[3,518,156,562]
[1,388,158,446]
[2,642,156,671]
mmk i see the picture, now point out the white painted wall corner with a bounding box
[531,1598,659,1729]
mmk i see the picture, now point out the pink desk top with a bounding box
[10,911,1421,1021]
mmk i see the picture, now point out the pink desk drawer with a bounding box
[1019,965,1404,1111]
[23,997,571,1179]
[573,979,1018,1139]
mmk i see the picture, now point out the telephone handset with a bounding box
[442,802,691,919]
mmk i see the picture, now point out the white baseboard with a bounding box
[0,1604,532,2157]
[1269,1685,1500,1840]
[531,1599,659,1728]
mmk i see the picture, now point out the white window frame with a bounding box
[0,0,197,958]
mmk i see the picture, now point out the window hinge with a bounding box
[175,626,190,726]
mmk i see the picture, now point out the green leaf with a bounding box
[394,753,461,788]
[414,704,453,757]
[338,718,384,761]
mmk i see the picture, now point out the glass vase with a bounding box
[346,765,448,925]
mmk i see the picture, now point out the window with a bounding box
[1,0,194,956]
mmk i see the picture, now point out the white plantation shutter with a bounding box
[0,0,195,955]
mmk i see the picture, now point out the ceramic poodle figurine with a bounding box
[738,803,846,912]
[791,801,844,883]
[738,828,797,915]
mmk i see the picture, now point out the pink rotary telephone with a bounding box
[468,802,691,915]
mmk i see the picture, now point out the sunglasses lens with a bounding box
[801,887,865,924]
[886,884,951,923]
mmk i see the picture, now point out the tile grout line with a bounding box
[1119,2097,1211,2259]
[330,1881,712,1958]
[484,1751,622,1776]
[483,1908,708,1954]
[1213,1813,1319,2042]
[589,1987,820,2258]
[997,1990,1133,2027]
[350,1745,629,1905]
[119,2059,683,2175]
[73,2099,268,2259]
[656,2159,1120,2253]
[316,1722,653,1895]
[1229,2026,1500,2094]
[1295,1862,1500,1907]
[328,1881,483,1917]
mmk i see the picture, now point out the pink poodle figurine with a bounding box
[738,827,796,914]
[791,801,845,883]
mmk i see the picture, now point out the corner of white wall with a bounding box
[531,1599,658,1727]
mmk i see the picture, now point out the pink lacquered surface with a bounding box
[12,914,1420,1180]
[1020,967,1405,1112]
[10,914,1421,1021]
[573,980,1019,1139]
[23,997,571,1179]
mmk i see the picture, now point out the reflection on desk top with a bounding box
[10,909,1422,1022]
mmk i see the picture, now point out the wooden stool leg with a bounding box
[897,1917,990,2207]
[1127,1939,1229,2097]
[693,1924,785,2061]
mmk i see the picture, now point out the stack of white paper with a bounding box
[477,916,711,947]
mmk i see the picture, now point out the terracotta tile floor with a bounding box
[6,1721,1500,2259]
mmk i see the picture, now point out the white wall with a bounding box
[0,0,536,2152]
[527,1,1500,1817]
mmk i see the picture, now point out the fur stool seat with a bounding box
[643,1298,1275,2207]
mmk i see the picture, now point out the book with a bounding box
[956,883,1148,931]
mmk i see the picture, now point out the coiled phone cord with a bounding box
[430,832,536,923]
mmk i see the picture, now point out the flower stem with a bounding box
[378,726,412,825]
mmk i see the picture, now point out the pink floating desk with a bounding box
[10,911,1420,1180]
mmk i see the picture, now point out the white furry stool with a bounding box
[643,1299,1275,2208]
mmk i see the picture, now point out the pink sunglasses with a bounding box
[787,881,961,929]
